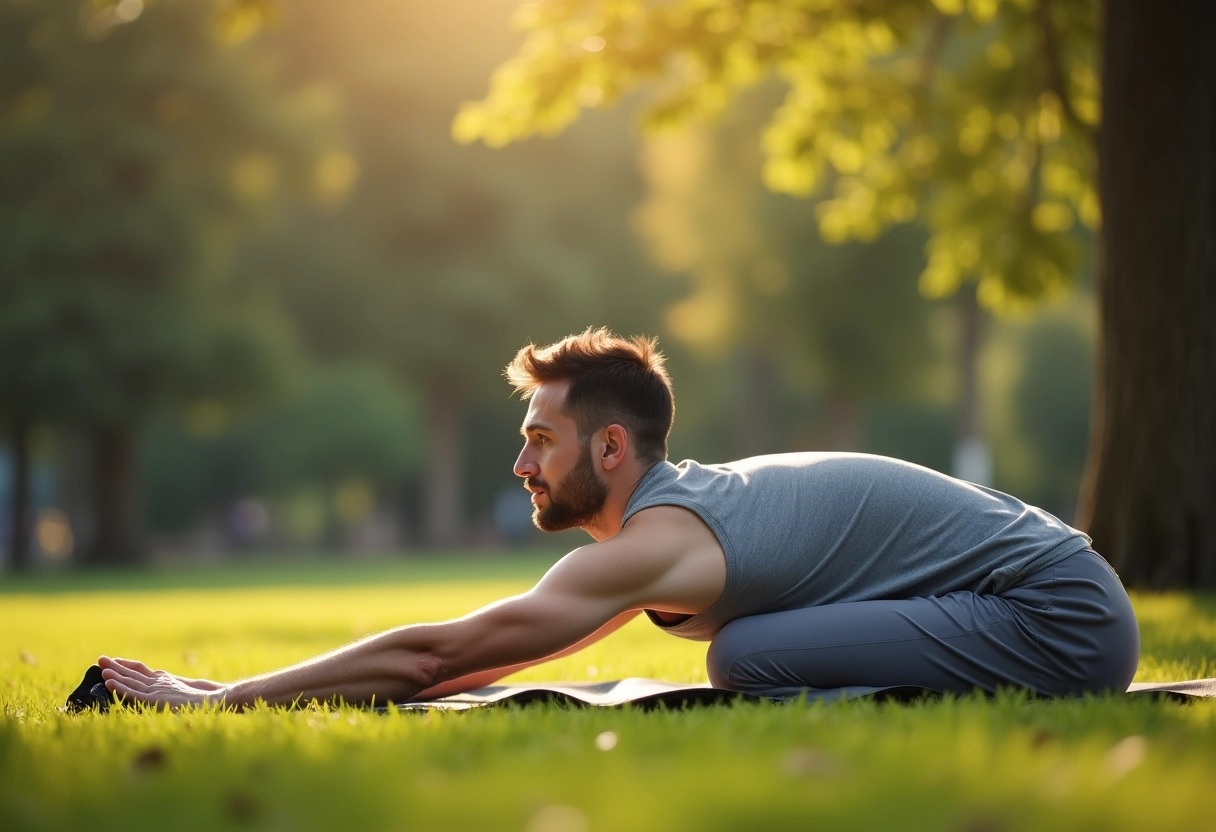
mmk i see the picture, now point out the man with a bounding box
[99,328,1140,709]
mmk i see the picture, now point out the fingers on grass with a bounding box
[107,680,163,708]
[103,663,156,685]
[103,670,155,694]
[115,657,155,674]
[99,656,149,673]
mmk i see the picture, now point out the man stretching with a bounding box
[99,328,1139,708]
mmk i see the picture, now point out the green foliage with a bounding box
[456,0,1100,312]
[254,0,671,382]
[2,565,1216,831]
[978,299,1093,516]
[233,0,681,544]
[0,0,327,429]
[626,84,949,458]
[1007,308,1092,505]
[141,363,423,535]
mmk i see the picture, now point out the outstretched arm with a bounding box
[100,608,642,709]
[99,545,658,711]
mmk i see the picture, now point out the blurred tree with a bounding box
[1011,313,1091,511]
[142,363,422,547]
[632,92,942,457]
[0,0,325,566]
[458,0,1097,307]
[458,0,1215,587]
[977,301,1093,517]
[247,0,671,547]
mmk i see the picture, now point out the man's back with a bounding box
[624,453,1091,640]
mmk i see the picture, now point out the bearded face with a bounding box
[529,441,609,532]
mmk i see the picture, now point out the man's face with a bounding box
[514,381,609,533]
[529,439,609,532]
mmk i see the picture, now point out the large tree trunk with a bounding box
[84,425,147,566]
[422,378,465,548]
[7,419,33,572]
[1077,0,1216,587]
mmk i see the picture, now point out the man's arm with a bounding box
[99,540,672,710]
[409,609,640,700]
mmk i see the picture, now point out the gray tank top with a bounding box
[621,453,1091,641]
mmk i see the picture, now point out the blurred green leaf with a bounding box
[460,0,1101,313]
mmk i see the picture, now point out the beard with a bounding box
[529,443,609,532]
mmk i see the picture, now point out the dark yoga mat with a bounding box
[64,667,1216,713]
[393,676,1216,711]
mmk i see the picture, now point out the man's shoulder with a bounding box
[577,505,726,614]
[539,510,720,608]
[617,504,724,567]
[620,502,712,532]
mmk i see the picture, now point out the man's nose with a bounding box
[514,448,537,479]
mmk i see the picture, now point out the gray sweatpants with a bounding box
[706,549,1140,700]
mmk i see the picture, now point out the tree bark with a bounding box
[7,419,33,572]
[1077,0,1216,587]
[84,425,147,566]
[422,378,465,548]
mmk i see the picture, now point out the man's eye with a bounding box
[534,435,547,446]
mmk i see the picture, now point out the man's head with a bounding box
[505,327,675,467]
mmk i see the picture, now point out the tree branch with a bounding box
[916,13,956,107]
[1035,0,1096,144]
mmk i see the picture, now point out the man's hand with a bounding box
[99,656,229,711]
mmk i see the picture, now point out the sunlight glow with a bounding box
[114,0,145,24]
[313,151,358,206]
[230,153,279,200]
[36,509,74,560]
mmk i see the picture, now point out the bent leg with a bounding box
[707,550,1139,699]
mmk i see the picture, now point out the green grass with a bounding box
[3,554,1216,831]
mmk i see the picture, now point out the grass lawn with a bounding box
[3,552,1216,831]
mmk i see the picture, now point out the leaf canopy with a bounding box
[455,0,1100,311]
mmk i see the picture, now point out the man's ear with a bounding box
[600,424,629,471]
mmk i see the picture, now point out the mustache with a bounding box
[525,478,547,492]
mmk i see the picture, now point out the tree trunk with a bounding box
[7,419,33,571]
[822,392,862,451]
[84,425,147,566]
[734,348,776,457]
[953,284,992,485]
[422,378,465,548]
[1077,0,1216,587]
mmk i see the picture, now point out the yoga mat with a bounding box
[64,667,1216,713]
[393,676,1216,712]
[392,678,775,711]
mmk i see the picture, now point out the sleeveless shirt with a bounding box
[621,453,1091,641]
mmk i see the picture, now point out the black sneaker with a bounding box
[65,665,113,713]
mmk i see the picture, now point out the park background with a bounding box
[0,0,1108,573]
[4,3,1216,830]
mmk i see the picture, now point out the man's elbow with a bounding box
[410,652,447,690]
[372,635,449,695]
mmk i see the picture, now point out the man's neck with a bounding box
[582,459,663,542]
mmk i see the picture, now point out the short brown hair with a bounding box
[505,327,674,465]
